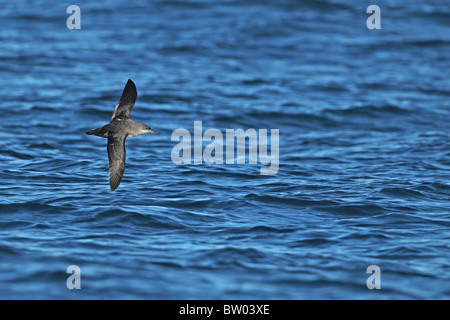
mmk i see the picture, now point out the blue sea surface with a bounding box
[1,0,449,299]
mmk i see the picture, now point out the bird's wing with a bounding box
[107,133,127,191]
[111,79,137,120]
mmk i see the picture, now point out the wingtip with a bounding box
[119,79,137,103]
[109,172,123,192]
[109,182,118,192]
[109,178,119,192]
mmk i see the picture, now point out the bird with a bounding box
[86,79,157,191]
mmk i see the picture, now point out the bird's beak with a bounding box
[149,129,158,134]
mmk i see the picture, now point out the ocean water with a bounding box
[1,0,449,299]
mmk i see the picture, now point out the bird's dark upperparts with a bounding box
[86,79,157,191]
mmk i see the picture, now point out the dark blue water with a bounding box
[1,0,449,299]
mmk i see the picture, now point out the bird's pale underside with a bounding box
[86,79,157,191]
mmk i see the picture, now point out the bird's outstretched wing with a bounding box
[107,134,127,191]
[111,79,137,120]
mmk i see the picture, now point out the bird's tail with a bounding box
[86,125,110,138]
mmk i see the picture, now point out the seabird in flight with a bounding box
[86,79,157,191]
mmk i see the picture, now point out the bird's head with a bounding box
[128,122,158,138]
[140,123,158,135]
